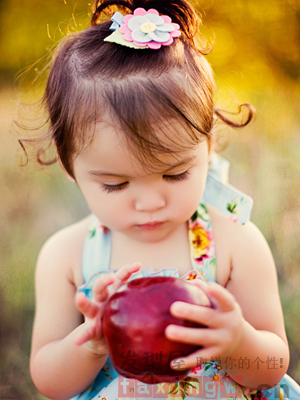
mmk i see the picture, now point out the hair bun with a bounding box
[91,0,200,42]
[91,0,134,26]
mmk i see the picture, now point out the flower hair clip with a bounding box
[104,8,181,50]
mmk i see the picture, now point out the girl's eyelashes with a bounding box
[163,170,190,181]
[100,170,190,194]
[100,182,128,193]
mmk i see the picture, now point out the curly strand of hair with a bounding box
[37,148,57,166]
[91,0,134,26]
[213,103,256,128]
[18,138,30,167]
[18,137,57,168]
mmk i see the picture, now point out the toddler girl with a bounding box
[25,0,300,399]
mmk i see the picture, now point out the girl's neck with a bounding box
[110,222,193,275]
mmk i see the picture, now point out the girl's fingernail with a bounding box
[165,325,175,338]
[171,301,186,314]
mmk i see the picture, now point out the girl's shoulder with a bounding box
[207,202,271,255]
[206,204,276,286]
[36,214,93,288]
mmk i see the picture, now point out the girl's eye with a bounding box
[163,170,190,181]
[100,170,189,193]
[101,182,128,193]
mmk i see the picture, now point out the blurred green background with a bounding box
[0,0,300,399]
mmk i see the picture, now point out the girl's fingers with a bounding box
[87,263,142,303]
[77,264,142,319]
[74,322,103,346]
[74,326,93,345]
[115,262,142,281]
[110,262,142,292]
[192,280,236,312]
[92,273,116,303]
[170,301,219,328]
[205,283,237,312]
[165,324,218,347]
[75,292,101,319]
[117,262,142,279]
[170,347,218,370]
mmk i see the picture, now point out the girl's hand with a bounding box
[74,262,141,355]
[165,279,245,370]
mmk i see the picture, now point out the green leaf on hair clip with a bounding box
[104,29,148,49]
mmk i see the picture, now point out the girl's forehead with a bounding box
[73,123,208,177]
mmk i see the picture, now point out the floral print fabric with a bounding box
[188,204,217,282]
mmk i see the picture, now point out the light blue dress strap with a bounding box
[81,214,111,284]
[204,153,253,225]
[208,151,230,184]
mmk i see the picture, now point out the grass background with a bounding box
[0,0,300,398]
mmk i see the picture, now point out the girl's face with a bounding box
[73,121,210,243]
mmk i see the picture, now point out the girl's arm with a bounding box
[30,223,140,400]
[219,219,289,388]
[166,217,289,390]
[30,225,106,400]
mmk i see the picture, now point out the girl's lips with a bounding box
[136,221,164,231]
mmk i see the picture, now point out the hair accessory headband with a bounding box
[104,8,181,50]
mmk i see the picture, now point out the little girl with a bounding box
[25,1,300,399]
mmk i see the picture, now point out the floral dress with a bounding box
[71,154,300,400]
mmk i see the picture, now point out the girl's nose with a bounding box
[135,190,166,212]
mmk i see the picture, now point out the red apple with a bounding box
[102,276,210,384]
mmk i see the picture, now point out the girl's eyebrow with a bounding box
[163,155,197,173]
[88,170,130,178]
[87,156,197,178]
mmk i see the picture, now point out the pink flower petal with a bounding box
[123,32,133,42]
[161,37,173,46]
[123,14,133,24]
[162,15,172,24]
[146,8,159,15]
[170,29,181,38]
[133,8,147,16]
[172,23,180,30]
[119,24,133,42]
[147,41,162,49]
[133,40,148,47]
[119,24,129,34]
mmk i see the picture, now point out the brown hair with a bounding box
[18,0,254,179]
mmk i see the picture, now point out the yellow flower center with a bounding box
[140,22,156,33]
[189,225,211,259]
